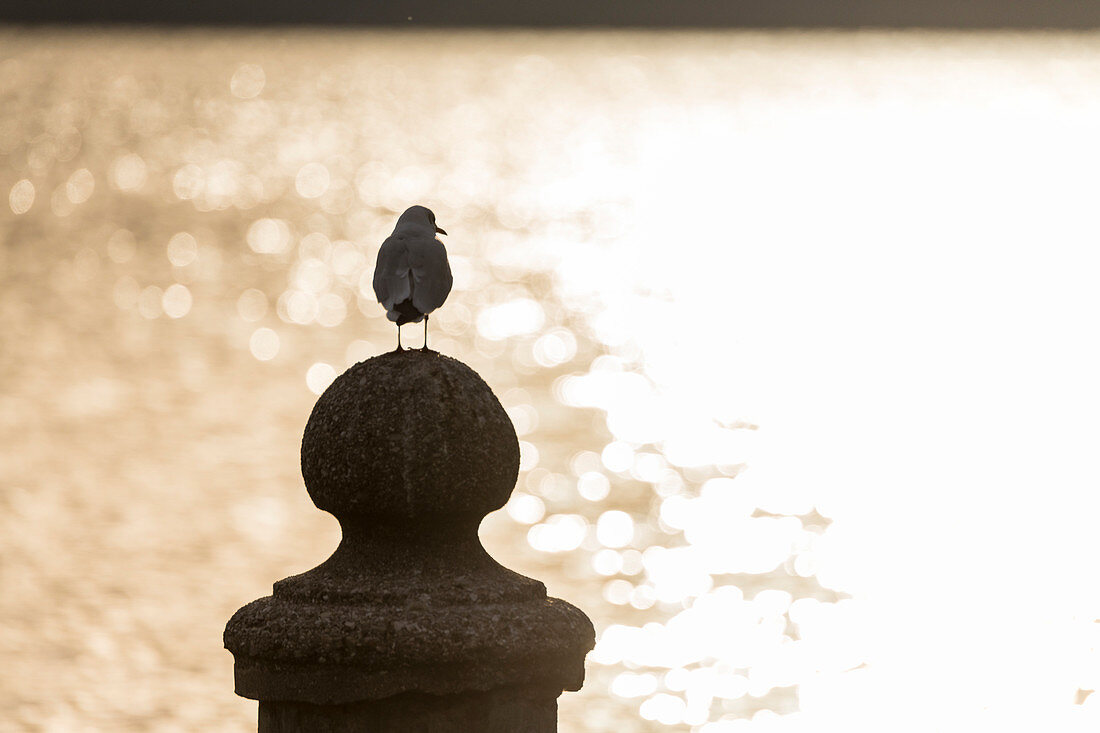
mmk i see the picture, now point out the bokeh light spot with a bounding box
[533,328,578,367]
[294,258,332,293]
[611,672,659,699]
[247,218,291,254]
[173,164,204,200]
[603,579,633,605]
[305,362,337,395]
[527,514,587,553]
[110,153,147,191]
[596,510,634,548]
[505,492,546,524]
[286,291,319,325]
[577,471,611,502]
[601,441,635,473]
[592,548,623,575]
[236,288,268,322]
[570,451,604,476]
[66,168,95,204]
[161,283,192,319]
[316,293,347,328]
[640,693,686,725]
[506,403,539,436]
[137,285,163,319]
[295,163,331,199]
[518,441,540,472]
[9,179,34,214]
[230,63,266,99]
[629,584,657,610]
[166,232,198,267]
[249,327,280,361]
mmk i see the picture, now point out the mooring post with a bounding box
[224,349,594,732]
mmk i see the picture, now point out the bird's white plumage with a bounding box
[373,206,453,326]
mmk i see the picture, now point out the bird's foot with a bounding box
[420,346,437,353]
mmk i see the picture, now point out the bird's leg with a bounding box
[396,324,403,351]
[421,315,431,352]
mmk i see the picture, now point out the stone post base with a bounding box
[258,687,558,733]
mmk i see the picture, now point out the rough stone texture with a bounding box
[224,350,595,729]
[299,349,519,519]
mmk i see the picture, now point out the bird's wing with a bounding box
[406,236,454,314]
[372,237,412,311]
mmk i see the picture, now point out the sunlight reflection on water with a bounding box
[2,28,1100,733]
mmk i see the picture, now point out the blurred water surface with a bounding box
[3,28,1100,733]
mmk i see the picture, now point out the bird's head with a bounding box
[395,205,447,236]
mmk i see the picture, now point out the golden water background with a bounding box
[2,28,1100,732]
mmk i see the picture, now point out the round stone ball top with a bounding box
[301,349,520,519]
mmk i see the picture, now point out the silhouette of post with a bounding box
[224,349,594,732]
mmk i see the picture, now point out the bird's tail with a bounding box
[389,299,424,326]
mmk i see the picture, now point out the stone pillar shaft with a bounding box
[258,688,557,733]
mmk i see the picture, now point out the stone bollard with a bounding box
[224,349,595,732]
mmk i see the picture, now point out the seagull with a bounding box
[372,205,453,351]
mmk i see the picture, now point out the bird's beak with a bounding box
[435,226,447,235]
